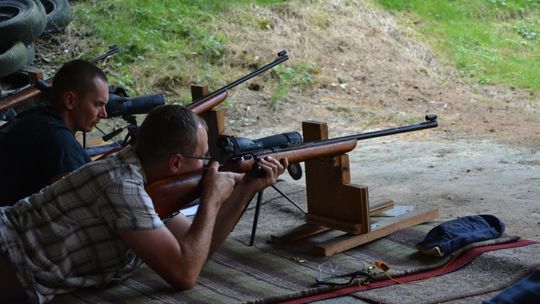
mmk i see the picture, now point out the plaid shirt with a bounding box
[0,146,164,304]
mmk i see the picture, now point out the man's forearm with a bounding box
[169,198,222,284]
[208,186,257,255]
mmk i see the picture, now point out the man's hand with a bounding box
[201,156,288,256]
[200,161,243,208]
[240,156,288,193]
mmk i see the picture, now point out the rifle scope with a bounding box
[217,132,303,158]
[105,93,165,118]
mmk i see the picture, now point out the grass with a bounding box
[374,0,540,89]
[270,62,320,110]
[64,0,538,106]
[69,0,285,102]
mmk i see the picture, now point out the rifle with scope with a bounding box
[91,50,289,158]
[146,114,439,218]
[107,49,288,120]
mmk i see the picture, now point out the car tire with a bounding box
[0,42,29,78]
[0,0,47,50]
[38,0,73,33]
[25,42,35,66]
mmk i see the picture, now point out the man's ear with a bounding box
[168,153,184,174]
[64,91,77,110]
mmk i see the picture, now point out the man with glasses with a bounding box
[0,104,288,303]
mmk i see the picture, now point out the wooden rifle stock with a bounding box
[146,169,206,218]
[146,114,438,218]
[0,45,119,112]
[186,91,228,114]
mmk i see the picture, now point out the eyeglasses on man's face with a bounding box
[182,152,211,165]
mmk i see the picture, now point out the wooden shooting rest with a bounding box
[191,84,438,257]
[270,121,439,256]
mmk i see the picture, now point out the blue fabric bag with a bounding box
[416,214,505,257]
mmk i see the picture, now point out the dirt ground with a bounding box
[30,1,539,240]
[217,1,540,240]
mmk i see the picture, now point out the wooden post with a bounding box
[302,121,370,234]
[190,84,209,101]
[190,84,228,161]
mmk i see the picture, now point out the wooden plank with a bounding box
[302,120,328,142]
[369,199,395,216]
[271,199,392,243]
[201,109,227,162]
[306,213,364,234]
[190,84,209,100]
[190,84,227,161]
[310,206,439,256]
[305,158,370,228]
[302,121,370,230]
[353,183,370,233]
[271,223,331,244]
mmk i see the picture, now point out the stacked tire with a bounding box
[0,0,73,78]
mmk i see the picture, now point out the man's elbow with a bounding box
[167,272,199,290]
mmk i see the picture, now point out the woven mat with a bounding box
[348,242,540,304]
[51,181,536,304]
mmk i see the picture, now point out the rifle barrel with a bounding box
[89,45,119,64]
[318,114,438,145]
[221,114,439,163]
[187,50,289,106]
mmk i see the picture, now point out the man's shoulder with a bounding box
[6,105,68,136]
[21,106,66,128]
[82,147,145,183]
[17,107,76,143]
[0,106,73,156]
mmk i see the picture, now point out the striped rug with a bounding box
[51,182,533,304]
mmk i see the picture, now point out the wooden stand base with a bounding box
[271,203,438,256]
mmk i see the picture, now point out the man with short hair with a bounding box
[0,104,288,303]
[0,59,109,205]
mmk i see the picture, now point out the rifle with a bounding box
[0,45,120,112]
[146,114,438,218]
[92,50,289,158]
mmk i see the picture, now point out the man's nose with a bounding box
[100,106,107,118]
